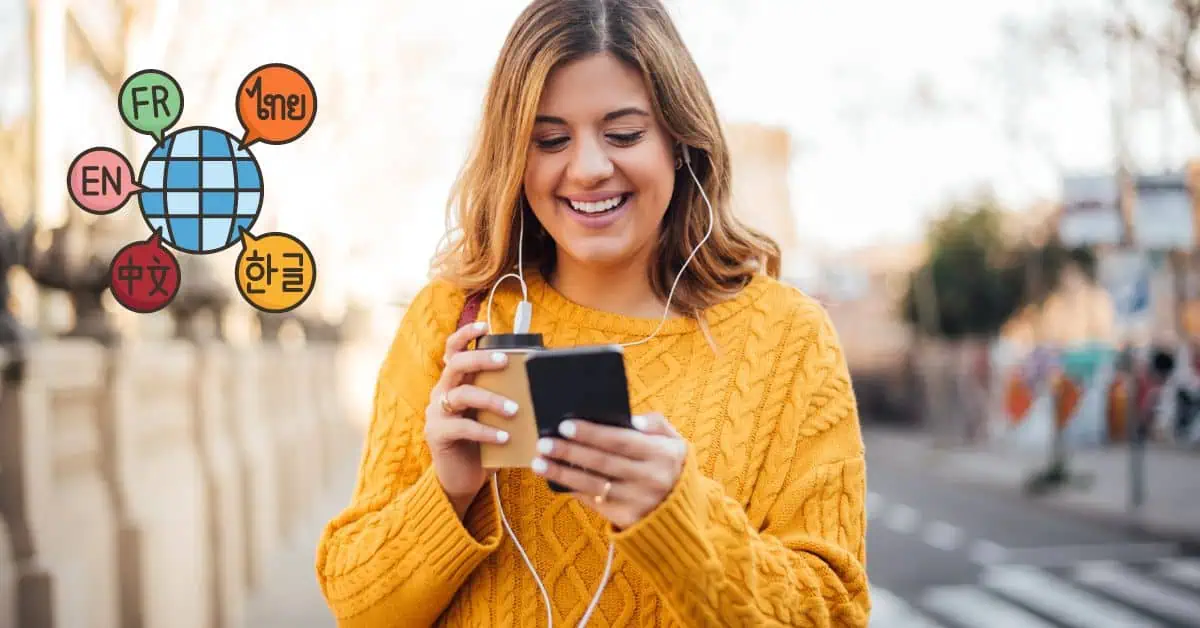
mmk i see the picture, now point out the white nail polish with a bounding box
[531,458,548,473]
[491,352,506,364]
[559,420,576,438]
[475,321,488,330]
[631,415,648,431]
[496,431,509,443]
[503,400,519,415]
[537,438,553,454]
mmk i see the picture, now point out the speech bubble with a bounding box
[67,147,143,214]
[234,229,317,313]
[236,63,317,149]
[108,229,181,313]
[119,69,184,144]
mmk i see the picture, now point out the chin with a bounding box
[559,240,636,268]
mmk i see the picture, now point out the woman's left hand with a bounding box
[531,412,688,530]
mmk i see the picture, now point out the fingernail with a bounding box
[531,458,548,473]
[559,420,576,438]
[491,352,506,364]
[537,438,553,454]
[503,400,519,415]
[632,414,649,431]
[496,430,509,443]
[475,321,488,331]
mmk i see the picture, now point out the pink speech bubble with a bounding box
[67,147,142,215]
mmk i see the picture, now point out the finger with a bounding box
[631,412,679,437]
[447,384,520,418]
[439,349,509,390]
[536,437,641,480]
[443,321,489,364]
[558,419,676,461]
[531,455,615,497]
[427,416,510,446]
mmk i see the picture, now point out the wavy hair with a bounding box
[430,0,781,316]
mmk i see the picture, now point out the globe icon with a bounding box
[138,125,263,254]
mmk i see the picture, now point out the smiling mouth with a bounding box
[563,193,631,217]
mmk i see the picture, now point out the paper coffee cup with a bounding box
[473,333,543,468]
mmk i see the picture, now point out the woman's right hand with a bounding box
[425,321,519,519]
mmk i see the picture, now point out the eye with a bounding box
[534,136,569,151]
[607,131,644,145]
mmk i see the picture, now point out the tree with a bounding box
[1026,0,1200,134]
[1106,0,1200,133]
[900,194,1022,340]
[899,193,1098,341]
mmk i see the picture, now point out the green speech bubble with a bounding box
[119,69,184,144]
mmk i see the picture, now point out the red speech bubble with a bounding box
[67,147,142,215]
[108,229,181,313]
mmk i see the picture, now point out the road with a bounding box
[864,430,1200,627]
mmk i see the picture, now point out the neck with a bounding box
[548,252,672,320]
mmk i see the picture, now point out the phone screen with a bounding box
[524,345,634,493]
[524,344,634,436]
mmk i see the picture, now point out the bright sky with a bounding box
[2,0,1197,305]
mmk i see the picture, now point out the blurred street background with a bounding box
[2,0,1200,627]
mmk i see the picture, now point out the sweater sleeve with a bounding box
[315,279,504,627]
[611,299,871,627]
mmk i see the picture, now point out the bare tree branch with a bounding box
[64,7,120,90]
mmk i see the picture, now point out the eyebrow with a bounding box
[534,107,651,125]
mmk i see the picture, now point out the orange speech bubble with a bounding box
[236,63,317,149]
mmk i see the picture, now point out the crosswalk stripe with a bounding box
[1155,557,1200,589]
[1075,560,1200,625]
[884,504,919,534]
[867,492,884,521]
[869,587,944,627]
[920,585,1056,627]
[980,564,1160,627]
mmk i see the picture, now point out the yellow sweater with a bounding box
[316,271,871,627]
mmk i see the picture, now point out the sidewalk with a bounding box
[864,427,1200,545]
[241,462,358,628]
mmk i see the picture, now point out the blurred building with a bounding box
[809,240,926,421]
[725,122,801,269]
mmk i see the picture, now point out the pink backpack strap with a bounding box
[457,290,485,329]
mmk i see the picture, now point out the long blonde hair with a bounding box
[430,0,781,316]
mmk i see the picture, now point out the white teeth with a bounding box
[568,195,624,213]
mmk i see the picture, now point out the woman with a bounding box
[316,0,870,625]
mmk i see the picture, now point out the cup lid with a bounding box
[476,333,544,350]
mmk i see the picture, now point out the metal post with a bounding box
[1130,367,1146,514]
[1112,0,1150,510]
[915,255,944,441]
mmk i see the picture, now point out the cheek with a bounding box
[622,152,675,214]
[522,157,561,227]
[523,157,555,202]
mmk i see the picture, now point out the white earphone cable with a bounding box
[620,146,711,349]
[486,205,528,331]
[486,145,710,627]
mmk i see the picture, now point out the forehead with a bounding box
[537,52,651,117]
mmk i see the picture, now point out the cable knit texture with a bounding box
[316,270,870,627]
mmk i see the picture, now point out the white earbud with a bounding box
[485,142,713,627]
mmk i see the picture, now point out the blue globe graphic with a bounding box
[138,125,263,254]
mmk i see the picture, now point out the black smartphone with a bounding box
[524,344,634,492]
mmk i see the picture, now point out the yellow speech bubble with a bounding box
[235,229,316,313]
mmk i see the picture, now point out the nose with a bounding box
[566,135,614,186]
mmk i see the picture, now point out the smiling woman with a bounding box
[315,1,870,627]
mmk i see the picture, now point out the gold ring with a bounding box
[594,480,612,505]
[439,392,455,415]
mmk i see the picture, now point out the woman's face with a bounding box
[524,52,676,271]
